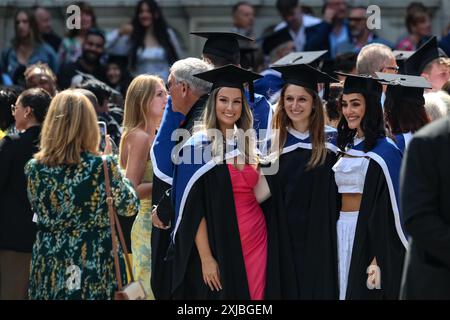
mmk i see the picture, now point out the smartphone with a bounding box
[98,121,107,148]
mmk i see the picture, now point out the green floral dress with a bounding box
[25,153,140,300]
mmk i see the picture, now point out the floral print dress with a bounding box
[25,153,140,300]
[131,159,154,299]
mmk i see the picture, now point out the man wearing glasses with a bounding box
[356,43,398,77]
[356,43,399,106]
[345,6,393,53]
[150,57,212,300]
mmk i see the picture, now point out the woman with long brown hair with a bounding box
[267,61,340,299]
[1,9,58,86]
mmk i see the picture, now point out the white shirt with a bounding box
[274,14,322,51]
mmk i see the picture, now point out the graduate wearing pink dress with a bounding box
[171,65,298,300]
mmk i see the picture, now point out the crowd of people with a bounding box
[1,0,450,300]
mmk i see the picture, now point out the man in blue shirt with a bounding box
[304,0,352,59]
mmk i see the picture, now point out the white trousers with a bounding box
[337,211,359,300]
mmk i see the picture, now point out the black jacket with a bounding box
[0,126,40,252]
[57,59,107,90]
[304,21,352,60]
[400,117,450,299]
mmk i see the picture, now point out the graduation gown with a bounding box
[400,117,450,299]
[246,91,273,148]
[254,69,284,101]
[394,132,413,154]
[343,138,408,299]
[265,127,339,299]
[150,175,173,300]
[170,133,298,299]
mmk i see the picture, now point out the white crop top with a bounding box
[333,156,370,194]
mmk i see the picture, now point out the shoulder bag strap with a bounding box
[102,157,135,289]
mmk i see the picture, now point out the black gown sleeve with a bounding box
[172,166,250,300]
[347,161,405,300]
[401,135,450,269]
[0,135,14,191]
[264,152,337,299]
[171,175,207,299]
[260,185,299,300]
[301,153,339,299]
[368,163,405,300]
[150,175,174,300]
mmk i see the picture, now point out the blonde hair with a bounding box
[24,62,57,82]
[271,84,327,170]
[424,91,448,121]
[423,57,450,74]
[119,74,165,167]
[196,87,257,164]
[35,89,100,166]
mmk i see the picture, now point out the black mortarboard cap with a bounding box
[405,36,448,75]
[240,46,258,56]
[272,50,328,68]
[393,50,415,61]
[393,50,414,74]
[376,72,431,103]
[336,72,382,98]
[271,64,338,93]
[193,64,263,102]
[262,27,293,55]
[191,31,254,63]
[239,46,259,70]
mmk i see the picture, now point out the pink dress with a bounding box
[227,164,267,300]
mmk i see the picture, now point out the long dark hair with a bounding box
[12,9,42,48]
[384,90,429,135]
[0,88,18,131]
[337,91,386,152]
[129,0,178,69]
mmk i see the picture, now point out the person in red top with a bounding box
[395,3,432,51]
